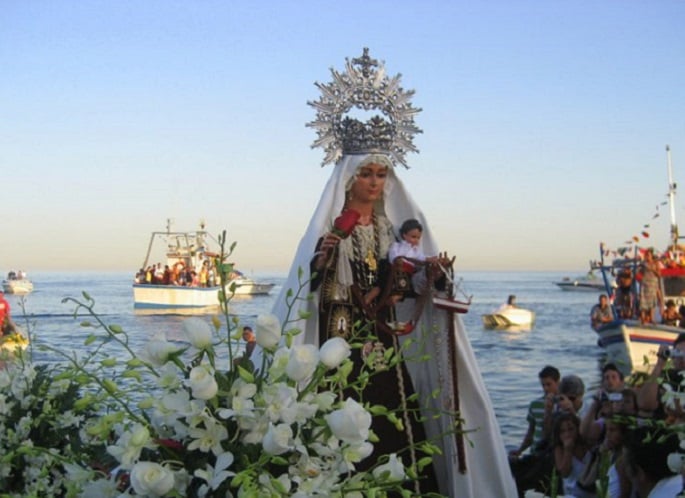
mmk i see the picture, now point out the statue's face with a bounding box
[348,163,387,203]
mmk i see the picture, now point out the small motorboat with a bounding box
[482,306,535,330]
[2,271,34,295]
[225,270,275,296]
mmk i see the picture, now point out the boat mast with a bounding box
[667,145,678,247]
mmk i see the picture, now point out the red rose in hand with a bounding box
[332,209,361,238]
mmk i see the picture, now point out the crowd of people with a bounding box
[508,353,685,497]
[134,260,218,288]
[590,247,685,330]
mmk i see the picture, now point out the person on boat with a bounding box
[613,269,636,319]
[638,248,662,324]
[262,49,517,497]
[0,290,17,337]
[590,294,615,330]
[661,299,681,326]
[498,294,518,311]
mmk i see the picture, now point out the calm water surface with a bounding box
[6,270,606,449]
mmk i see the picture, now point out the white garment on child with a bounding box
[389,240,426,263]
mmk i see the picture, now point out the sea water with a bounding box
[4,270,606,449]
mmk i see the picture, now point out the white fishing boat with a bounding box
[594,146,685,375]
[482,306,535,330]
[133,220,274,312]
[595,320,681,375]
[554,270,606,292]
[2,271,34,295]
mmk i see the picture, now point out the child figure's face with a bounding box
[402,228,422,247]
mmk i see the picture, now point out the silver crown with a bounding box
[307,48,422,168]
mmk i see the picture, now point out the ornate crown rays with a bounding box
[307,48,422,168]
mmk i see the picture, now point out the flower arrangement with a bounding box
[0,233,439,497]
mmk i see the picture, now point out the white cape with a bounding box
[262,154,517,497]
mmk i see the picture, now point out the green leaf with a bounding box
[368,405,389,416]
[73,395,94,411]
[219,263,234,273]
[271,477,287,494]
[109,324,124,334]
[417,456,433,471]
[297,309,312,319]
[84,334,98,345]
[102,379,118,394]
[238,366,255,383]
[121,370,142,382]
[100,358,117,367]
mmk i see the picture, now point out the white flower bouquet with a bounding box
[0,237,439,497]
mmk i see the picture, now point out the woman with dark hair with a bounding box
[553,412,594,497]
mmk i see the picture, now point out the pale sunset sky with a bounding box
[1,1,684,273]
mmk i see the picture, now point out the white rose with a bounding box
[256,314,282,350]
[130,461,175,496]
[319,337,351,369]
[144,334,180,366]
[372,453,406,481]
[667,452,685,473]
[286,344,319,381]
[314,391,337,411]
[183,317,213,350]
[262,423,293,455]
[325,398,371,443]
[188,365,219,400]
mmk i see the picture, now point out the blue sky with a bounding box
[1,1,684,273]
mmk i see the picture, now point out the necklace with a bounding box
[352,213,380,289]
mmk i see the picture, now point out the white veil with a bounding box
[267,153,517,497]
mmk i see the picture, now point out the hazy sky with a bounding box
[2,1,684,274]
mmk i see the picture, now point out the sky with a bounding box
[1,0,684,274]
